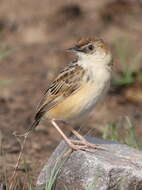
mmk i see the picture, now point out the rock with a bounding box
[36,137,142,190]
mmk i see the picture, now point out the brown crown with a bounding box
[75,37,110,54]
[76,37,103,47]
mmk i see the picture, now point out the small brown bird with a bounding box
[28,37,113,152]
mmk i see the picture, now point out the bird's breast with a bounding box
[46,73,110,121]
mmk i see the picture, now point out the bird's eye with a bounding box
[88,44,94,51]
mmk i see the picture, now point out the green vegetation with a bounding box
[113,41,142,86]
[102,116,142,150]
[0,80,12,86]
[44,152,70,190]
[0,44,14,87]
[0,44,16,60]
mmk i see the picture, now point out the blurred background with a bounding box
[0,0,142,189]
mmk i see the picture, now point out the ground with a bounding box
[0,0,142,189]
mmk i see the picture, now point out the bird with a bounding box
[27,37,113,152]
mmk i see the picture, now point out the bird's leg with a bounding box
[65,123,106,150]
[59,120,86,142]
[51,119,97,152]
[51,119,74,148]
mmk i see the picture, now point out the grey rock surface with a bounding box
[36,137,142,190]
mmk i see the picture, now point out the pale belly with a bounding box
[46,80,110,121]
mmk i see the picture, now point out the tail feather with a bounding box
[25,107,46,135]
[25,119,40,135]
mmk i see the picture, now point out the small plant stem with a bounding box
[8,133,29,190]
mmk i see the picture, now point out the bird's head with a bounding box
[68,37,113,68]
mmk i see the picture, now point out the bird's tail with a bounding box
[24,107,45,136]
[25,119,40,135]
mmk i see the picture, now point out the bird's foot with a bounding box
[69,139,106,152]
[69,143,96,153]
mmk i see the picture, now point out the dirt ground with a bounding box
[0,0,142,188]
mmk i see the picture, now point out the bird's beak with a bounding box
[67,46,81,53]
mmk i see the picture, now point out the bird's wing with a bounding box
[34,63,85,122]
